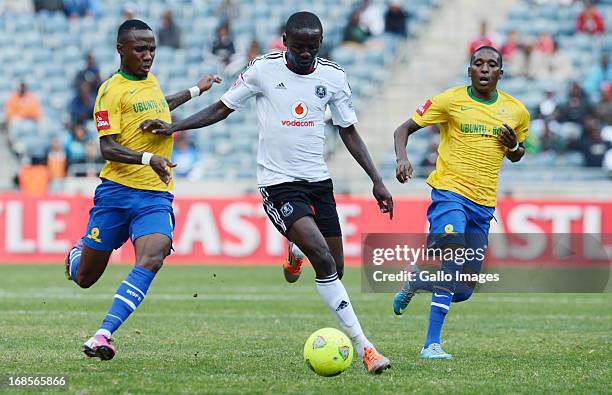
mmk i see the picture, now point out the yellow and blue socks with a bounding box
[96,266,155,339]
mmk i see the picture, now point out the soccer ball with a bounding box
[303,328,353,377]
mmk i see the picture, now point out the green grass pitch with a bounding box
[1,264,610,394]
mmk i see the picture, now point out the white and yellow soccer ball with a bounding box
[303,328,353,377]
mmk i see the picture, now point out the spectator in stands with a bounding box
[384,0,408,37]
[344,10,369,44]
[172,133,200,178]
[541,122,565,153]
[595,89,612,126]
[34,0,64,12]
[211,24,236,65]
[74,141,104,177]
[501,30,520,63]
[359,0,384,36]
[74,52,101,92]
[69,82,96,126]
[268,24,286,53]
[5,82,42,126]
[47,136,67,188]
[536,90,559,121]
[559,82,592,124]
[534,32,555,55]
[158,9,181,49]
[576,2,605,35]
[577,117,611,167]
[63,0,100,18]
[531,39,572,81]
[225,39,261,76]
[529,119,565,154]
[468,21,497,55]
[584,54,611,98]
[215,0,239,26]
[64,124,87,165]
[1,0,34,14]
[508,40,535,79]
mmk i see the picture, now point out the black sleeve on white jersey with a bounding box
[221,63,262,111]
[328,72,358,128]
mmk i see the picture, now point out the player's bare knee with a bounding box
[136,255,164,273]
[309,247,336,278]
[75,273,95,289]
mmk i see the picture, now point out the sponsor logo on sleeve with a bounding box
[416,99,432,116]
[95,111,110,131]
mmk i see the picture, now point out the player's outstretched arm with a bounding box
[498,123,525,162]
[164,74,222,111]
[338,124,394,219]
[140,100,234,136]
[393,119,422,183]
[99,135,176,185]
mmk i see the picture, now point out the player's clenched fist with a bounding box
[396,158,413,183]
[150,155,176,185]
[497,123,518,149]
[373,181,394,219]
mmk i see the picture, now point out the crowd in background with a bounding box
[1,0,610,190]
[343,0,408,44]
[1,0,413,185]
[460,0,612,172]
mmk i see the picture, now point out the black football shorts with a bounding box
[259,179,342,238]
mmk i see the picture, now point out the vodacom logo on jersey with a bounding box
[282,102,314,127]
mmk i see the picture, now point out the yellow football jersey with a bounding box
[412,86,530,207]
[94,71,173,191]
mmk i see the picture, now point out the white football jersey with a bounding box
[220,52,357,187]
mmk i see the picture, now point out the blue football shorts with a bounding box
[426,188,495,273]
[82,179,175,252]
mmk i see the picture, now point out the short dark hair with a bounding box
[285,11,323,34]
[471,46,503,67]
[117,19,152,41]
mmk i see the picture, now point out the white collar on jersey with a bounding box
[283,51,319,73]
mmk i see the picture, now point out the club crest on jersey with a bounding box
[291,102,308,119]
[315,85,327,98]
[281,202,294,217]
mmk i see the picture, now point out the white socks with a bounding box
[315,273,373,358]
